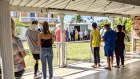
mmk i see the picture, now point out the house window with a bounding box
[30,13,35,17]
[51,14,54,18]
[45,14,53,18]
[11,11,17,17]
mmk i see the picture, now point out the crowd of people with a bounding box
[11,18,127,79]
[54,25,90,42]
[12,19,54,79]
[90,23,126,70]
[69,28,90,41]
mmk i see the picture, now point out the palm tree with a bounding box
[71,15,84,23]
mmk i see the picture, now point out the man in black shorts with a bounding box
[26,21,40,78]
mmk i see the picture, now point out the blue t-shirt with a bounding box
[103,29,116,49]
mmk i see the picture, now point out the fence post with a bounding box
[59,14,67,68]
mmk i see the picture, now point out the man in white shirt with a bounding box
[100,27,106,39]
[84,30,88,40]
[79,31,83,41]
[25,21,40,78]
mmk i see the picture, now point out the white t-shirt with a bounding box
[79,32,83,38]
[25,28,40,54]
[85,30,88,36]
[100,28,106,38]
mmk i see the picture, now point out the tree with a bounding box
[14,19,28,36]
[113,17,132,32]
[98,19,110,27]
[97,17,132,32]
[71,15,84,23]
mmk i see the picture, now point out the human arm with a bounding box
[38,33,42,47]
[51,33,54,44]
[103,31,107,42]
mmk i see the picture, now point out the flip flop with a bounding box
[91,65,97,68]
[105,67,111,70]
[114,66,120,68]
[121,65,125,67]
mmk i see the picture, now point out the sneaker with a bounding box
[34,74,40,79]
[38,72,42,77]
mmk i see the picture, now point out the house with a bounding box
[11,11,59,40]
[10,11,60,27]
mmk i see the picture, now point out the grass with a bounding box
[23,41,58,72]
[23,41,130,73]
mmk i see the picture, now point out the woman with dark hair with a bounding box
[38,21,54,79]
[115,25,125,68]
[11,18,26,79]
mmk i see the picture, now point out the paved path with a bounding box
[23,55,140,79]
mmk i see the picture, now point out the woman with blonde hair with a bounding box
[11,18,26,79]
[38,21,54,79]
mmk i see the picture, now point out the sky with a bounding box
[64,15,109,23]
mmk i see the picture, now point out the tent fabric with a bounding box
[10,0,140,16]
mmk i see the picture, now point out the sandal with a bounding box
[114,66,120,68]
[105,67,111,70]
[91,65,97,68]
[121,65,125,67]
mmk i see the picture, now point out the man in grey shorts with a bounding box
[25,20,40,78]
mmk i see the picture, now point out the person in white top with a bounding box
[79,31,83,41]
[25,21,41,78]
[100,27,106,39]
[84,30,88,40]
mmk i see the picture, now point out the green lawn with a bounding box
[23,41,130,73]
[23,41,104,72]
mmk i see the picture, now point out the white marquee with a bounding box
[10,0,140,16]
[0,0,140,79]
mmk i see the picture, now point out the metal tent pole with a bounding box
[109,16,114,30]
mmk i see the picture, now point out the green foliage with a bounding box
[97,17,132,32]
[71,15,84,23]
[14,19,28,36]
[16,27,22,36]
[98,19,110,27]
[113,17,132,32]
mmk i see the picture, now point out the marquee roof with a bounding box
[10,0,140,16]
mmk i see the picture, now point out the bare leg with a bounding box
[112,56,114,67]
[34,60,39,75]
[105,56,111,70]
[110,56,113,69]
[107,57,110,68]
